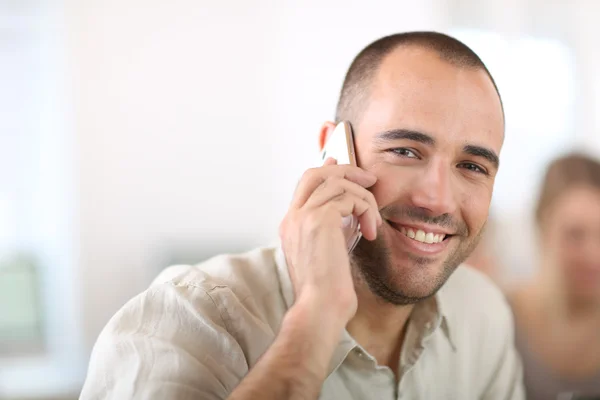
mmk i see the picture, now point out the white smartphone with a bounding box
[319,121,362,253]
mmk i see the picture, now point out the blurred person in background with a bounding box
[511,153,600,400]
[81,31,523,400]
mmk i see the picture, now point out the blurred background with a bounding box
[1,0,599,398]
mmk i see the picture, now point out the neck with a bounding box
[346,278,414,374]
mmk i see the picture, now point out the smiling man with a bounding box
[81,32,524,400]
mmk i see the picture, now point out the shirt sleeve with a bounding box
[79,282,248,400]
[480,298,526,400]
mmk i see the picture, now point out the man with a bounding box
[81,31,523,399]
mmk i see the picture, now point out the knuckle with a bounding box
[280,211,302,237]
[329,181,346,196]
[315,179,346,201]
[303,211,325,233]
[330,197,351,215]
[301,167,319,183]
[360,198,371,212]
[318,175,340,190]
[366,190,377,205]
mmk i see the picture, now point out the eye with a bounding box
[458,162,488,175]
[565,227,585,243]
[389,148,419,159]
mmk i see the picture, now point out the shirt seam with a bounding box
[163,281,233,331]
[204,285,233,332]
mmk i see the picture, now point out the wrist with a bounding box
[282,291,349,351]
[296,291,351,326]
[274,293,348,379]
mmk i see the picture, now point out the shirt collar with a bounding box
[435,288,457,351]
[274,244,457,376]
[413,291,457,351]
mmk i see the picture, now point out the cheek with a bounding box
[368,164,493,224]
[460,189,491,232]
[558,236,597,266]
[548,232,584,268]
[367,166,409,206]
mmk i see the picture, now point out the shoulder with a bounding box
[438,265,523,394]
[96,245,284,345]
[147,245,288,332]
[441,264,512,317]
[151,245,282,298]
[93,245,287,363]
[82,246,286,397]
[439,264,516,344]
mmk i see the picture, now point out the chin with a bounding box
[387,255,451,297]
[352,238,457,305]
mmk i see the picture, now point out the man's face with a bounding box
[349,47,504,304]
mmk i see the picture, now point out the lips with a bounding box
[386,220,453,255]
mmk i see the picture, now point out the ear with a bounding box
[318,121,337,151]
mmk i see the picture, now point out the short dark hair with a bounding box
[335,31,503,123]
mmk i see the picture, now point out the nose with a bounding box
[408,159,458,216]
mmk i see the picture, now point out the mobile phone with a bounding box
[319,121,362,253]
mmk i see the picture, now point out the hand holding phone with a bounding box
[279,120,380,323]
[319,121,363,252]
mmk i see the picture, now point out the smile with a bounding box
[398,226,446,244]
[386,220,453,255]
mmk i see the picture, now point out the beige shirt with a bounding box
[81,245,524,400]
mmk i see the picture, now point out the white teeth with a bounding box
[414,230,426,242]
[399,227,445,243]
[424,232,434,243]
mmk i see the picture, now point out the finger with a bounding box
[291,165,377,209]
[357,208,378,240]
[303,177,377,209]
[323,157,337,166]
[305,178,382,226]
[328,195,378,240]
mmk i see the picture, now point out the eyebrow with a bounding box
[463,144,500,170]
[374,128,500,170]
[375,129,436,146]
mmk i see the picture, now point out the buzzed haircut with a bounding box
[335,31,503,123]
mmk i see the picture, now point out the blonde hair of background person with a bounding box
[511,153,600,400]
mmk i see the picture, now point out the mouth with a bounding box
[387,220,453,243]
[386,220,454,255]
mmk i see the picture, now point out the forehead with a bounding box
[552,186,600,222]
[356,46,504,153]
